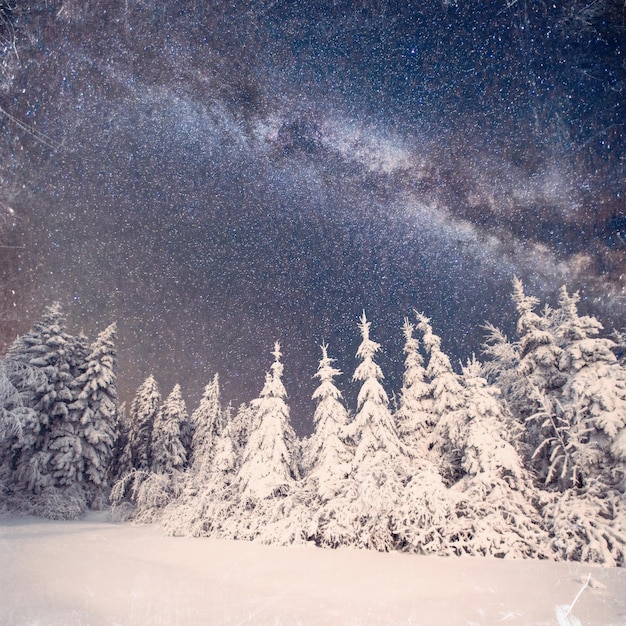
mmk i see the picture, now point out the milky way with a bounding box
[0,1,624,433]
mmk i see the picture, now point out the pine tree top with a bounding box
[260,342,287,400]
[312,343,343,402]
[354,312,384,382]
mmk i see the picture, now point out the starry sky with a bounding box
[0,1,624,433]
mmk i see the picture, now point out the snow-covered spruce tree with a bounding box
[554,286,626,480]
[484,282,626,565]
[231,343,302,544]
[512,277,564,397]
[481,323,521,412]
[126,375,160,472]
[111,375,161,518]
[45,332,91,494]
[0,358,46,450]
[108,401,130,483]
[306,344,352,495]
[161,374,226,536]
[237,343,300,501]
[151,384,188,475]
[343,311,407,552]
[0,358,46,502]
[440,358,551,559]
[305,343,357,548]
[229,401,256,453]
[511,278,565,461]
[68,323,118,507]
[535,286,626,566]
[5,304,80,496]
[414,311,465,485]
[395,318,433,455]
[189,373,222,473]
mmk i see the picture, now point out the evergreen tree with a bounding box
[6,304,78,493]
[415,311,464,416]
[109,401,129,483]
[344,312,406,551]
[482,282,626,564]
[0,358,45,494]
[346,312,404,464]
[189,373,222,472]
[532,286,626,566]
[511,277,565,415]
[45,330,92,495]
[302,343,359,548]
[442,358,550,559]
[210,416,239,480]
[395,318,432,454]
[414,312,465,484]
[69,323,118,504]
[390,314,461,555]
[127,375,160,471]
[554,286,626,481]
[237,343,300,501]
[481,323,521,408]
[151,384,188,474]
[306,344,352,500]
[229,401,256,453]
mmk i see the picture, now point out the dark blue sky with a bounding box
[1,1,624,433]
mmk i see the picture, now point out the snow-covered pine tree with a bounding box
[395,318,433,455]
[189,373,222,473]
[441,358,550,559]
[237,343,300,502]
[343,311,406,551]
[69,322,118,506]
[178,409,194,468]
[483,282,626,565]
[126,375,160,471]
[151,384,188,474]
[534,286,626,566]
[0,358,45,448]
[69,332,90,379]
[346,312,404,463]
[0,358,46,498]
[414,311,465,485]
[303,344,359,548]
[481,323,521,408]
[6,303,79,494]
[511,277,564,412]
[41,329,91,493]
[210,415,238,481]
[150,384,188,474]
[554,286,626,481]
[108,401,129,483]
[306,344,352,499]
[229,401,256,454]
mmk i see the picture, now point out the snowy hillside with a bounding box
[1,513,624,626]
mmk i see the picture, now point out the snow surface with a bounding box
[1,513,625,626]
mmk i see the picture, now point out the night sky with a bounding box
[1,1,624,434]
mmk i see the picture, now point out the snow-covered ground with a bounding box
[0,513,624,626]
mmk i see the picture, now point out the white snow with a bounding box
[1,513,624,626]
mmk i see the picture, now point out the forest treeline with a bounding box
[1,278,625,566]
